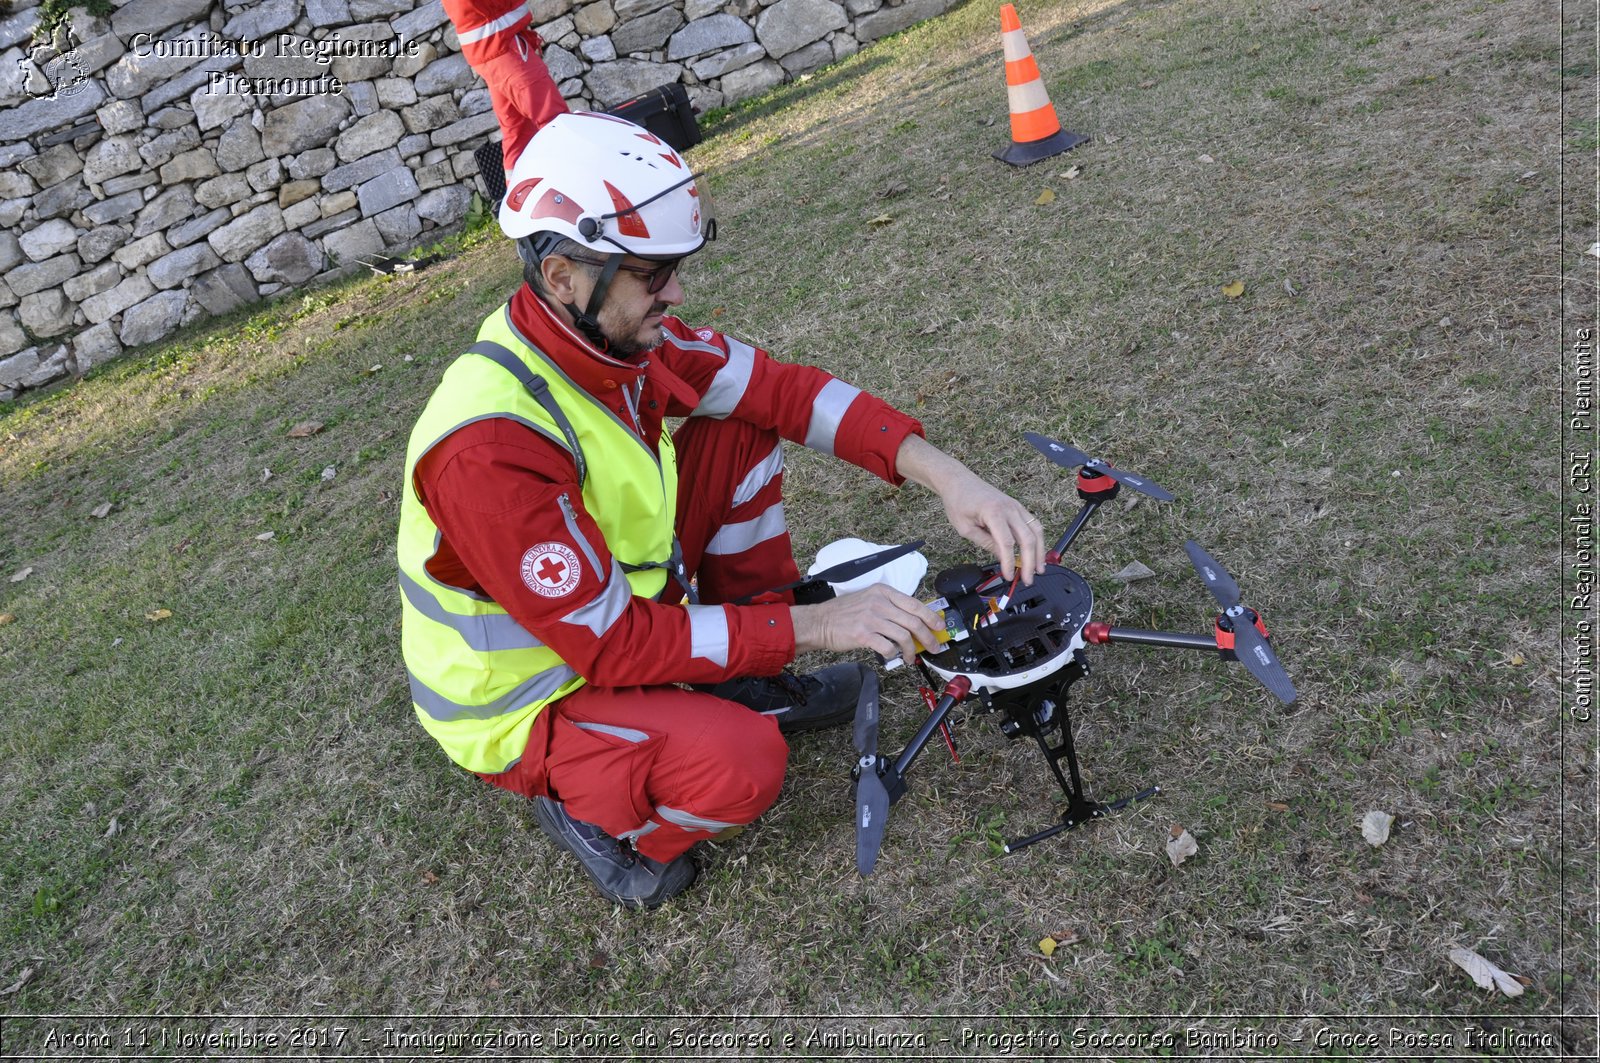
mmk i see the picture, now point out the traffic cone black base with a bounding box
[993,128,1090,167]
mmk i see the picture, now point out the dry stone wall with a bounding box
[0,0,963,400]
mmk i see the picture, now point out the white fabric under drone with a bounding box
[807,538,928,597]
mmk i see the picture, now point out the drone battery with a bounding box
[915,596,971,655]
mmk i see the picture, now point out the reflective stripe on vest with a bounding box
[397,305,680,773]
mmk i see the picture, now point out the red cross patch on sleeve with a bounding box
[520,542,582,598]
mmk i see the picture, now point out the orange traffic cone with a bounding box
[994,3,1088,167]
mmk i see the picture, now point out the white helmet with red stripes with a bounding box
[499,111,711,259]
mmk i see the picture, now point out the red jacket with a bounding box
[442,0,534,65]
[413,286,925,689]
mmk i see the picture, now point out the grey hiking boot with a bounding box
[532,797,697,908]
[704,662,868,734]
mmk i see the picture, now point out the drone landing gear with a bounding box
[994,654,1160,854]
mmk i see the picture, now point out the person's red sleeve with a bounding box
[656,319,926,484]
[414,418,794,686]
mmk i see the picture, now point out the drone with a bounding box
[819,431,1299,876]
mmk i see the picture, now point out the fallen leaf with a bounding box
[1,967,34,995]
[1035,188,1056,205]
[1139,79,1157,89]
[1509,652,1525,666]
[0,614,13,627]
[420,870,439,885]
[1266,801,1290,812]
[1197,153,1215,164]
[1038,936,1058,957]
[878,180,909,198]
[367,364,383,374]
[286,421,324,439]
[589,951,610,969]
[1589,242,1600,259]
[403,354,414,362]
[145,609,172,622]
[711,306,725,318]
[1448,946,1526,997]
[111,637,122,648]
[90,502,113,519]
[1221,280,1246,298]
[1360,810,1393,847]
[105,816,119,837]
[321,466,337,481]
[1112,560,1156,584]
[9,567,33,583]
[261,468,273,482]
[867,214,895,227]
[1048,927,1083,946]
[1167,826,1199,867]
[1061,165,1083,179]
[255,531,276,542]
[1283,278,1299,296]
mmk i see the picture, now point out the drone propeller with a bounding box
[1183,540,1298,704]
[852,670,891,875]
[745,540,926,604]
[1024,432,1175,502]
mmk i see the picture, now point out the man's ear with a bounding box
[541,256,582,303]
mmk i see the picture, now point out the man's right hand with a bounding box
[790,585,946,664]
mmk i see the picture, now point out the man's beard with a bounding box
[601,305,669,359]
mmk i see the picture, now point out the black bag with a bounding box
[474,85,703,204]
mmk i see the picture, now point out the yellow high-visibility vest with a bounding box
[397,305,680,773]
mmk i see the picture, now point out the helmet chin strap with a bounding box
[563,254,621,351]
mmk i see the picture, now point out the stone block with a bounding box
[244,232,323,284]
[585,59,685,108]
[148,243,222,290]
[207,203,287,263]
[284,149,334,181]
[113,233,171,271]
[330,23,399,82]
[73,322,122,369]
[780,38,832,75]
[105,27,208,99]
[414,54,474,96]
[303,209,360,239]
[856,0,947,43]
[216,120,265,172]
[393,42,435,79]
[613,8,683,55]
[223,0,300,42]
[581,36,617,63]
[691,42,766,80]
[0,201,25,229]
[669,14,756,60]
[543,45,583,83]
[357,167,421,217]
[720,58,786,101]
[19,220,79,263]
[0,314,27,359]
[306,0,354,26]
[82,135,143,187]
[373,203,421,245]
[686,83,724,114]
[82,275,156,324]
[119,290,189,347]
[346,79,379,116]
[6,255,82,298]
[832,32,859,61]
[530,0,581,21]
[140,126,202,169]
[167,208,230,249]
[0,234,21,274]
[19,289,74,338]
[246,158,284,193]
[7,80,106,141]
[0,172,36,201]
[279,180,321,208]
[21,144,84,187]
[322,218,384,266]
[83,191,145,227]
[161,148,222,185]
[192,85,253,132]
[614,0,674,18]
[335,110,405,162]
[575,1,617,36]
[102,172,162,196]
[324,148,402,193]
[756,0,847,60]
[376,77,417,108]
[111,0,213,39]
[96,98,143,135]
[0,347,41,388]
[394,1,452,43]
[33,179,92,221]
[431,110,500,147]
[349,0,413,17]
[283,197,320,230]
[261,94,353,155]
[398,133,431,158]
[402,94,461,135]
[196,173,253,210]
[63,262,123,303]
[459,87,493,116]
[191,263,259,314]
[416,186,473,227]
[322,191,359,217]
[78,226,128,265]
[133,187,200,239]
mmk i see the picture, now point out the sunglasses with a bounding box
[566,255,683,295]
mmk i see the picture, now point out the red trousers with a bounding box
[483,418,801,861]
[474,32,569,173]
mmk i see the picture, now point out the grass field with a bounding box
[1,0,1592,1054]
